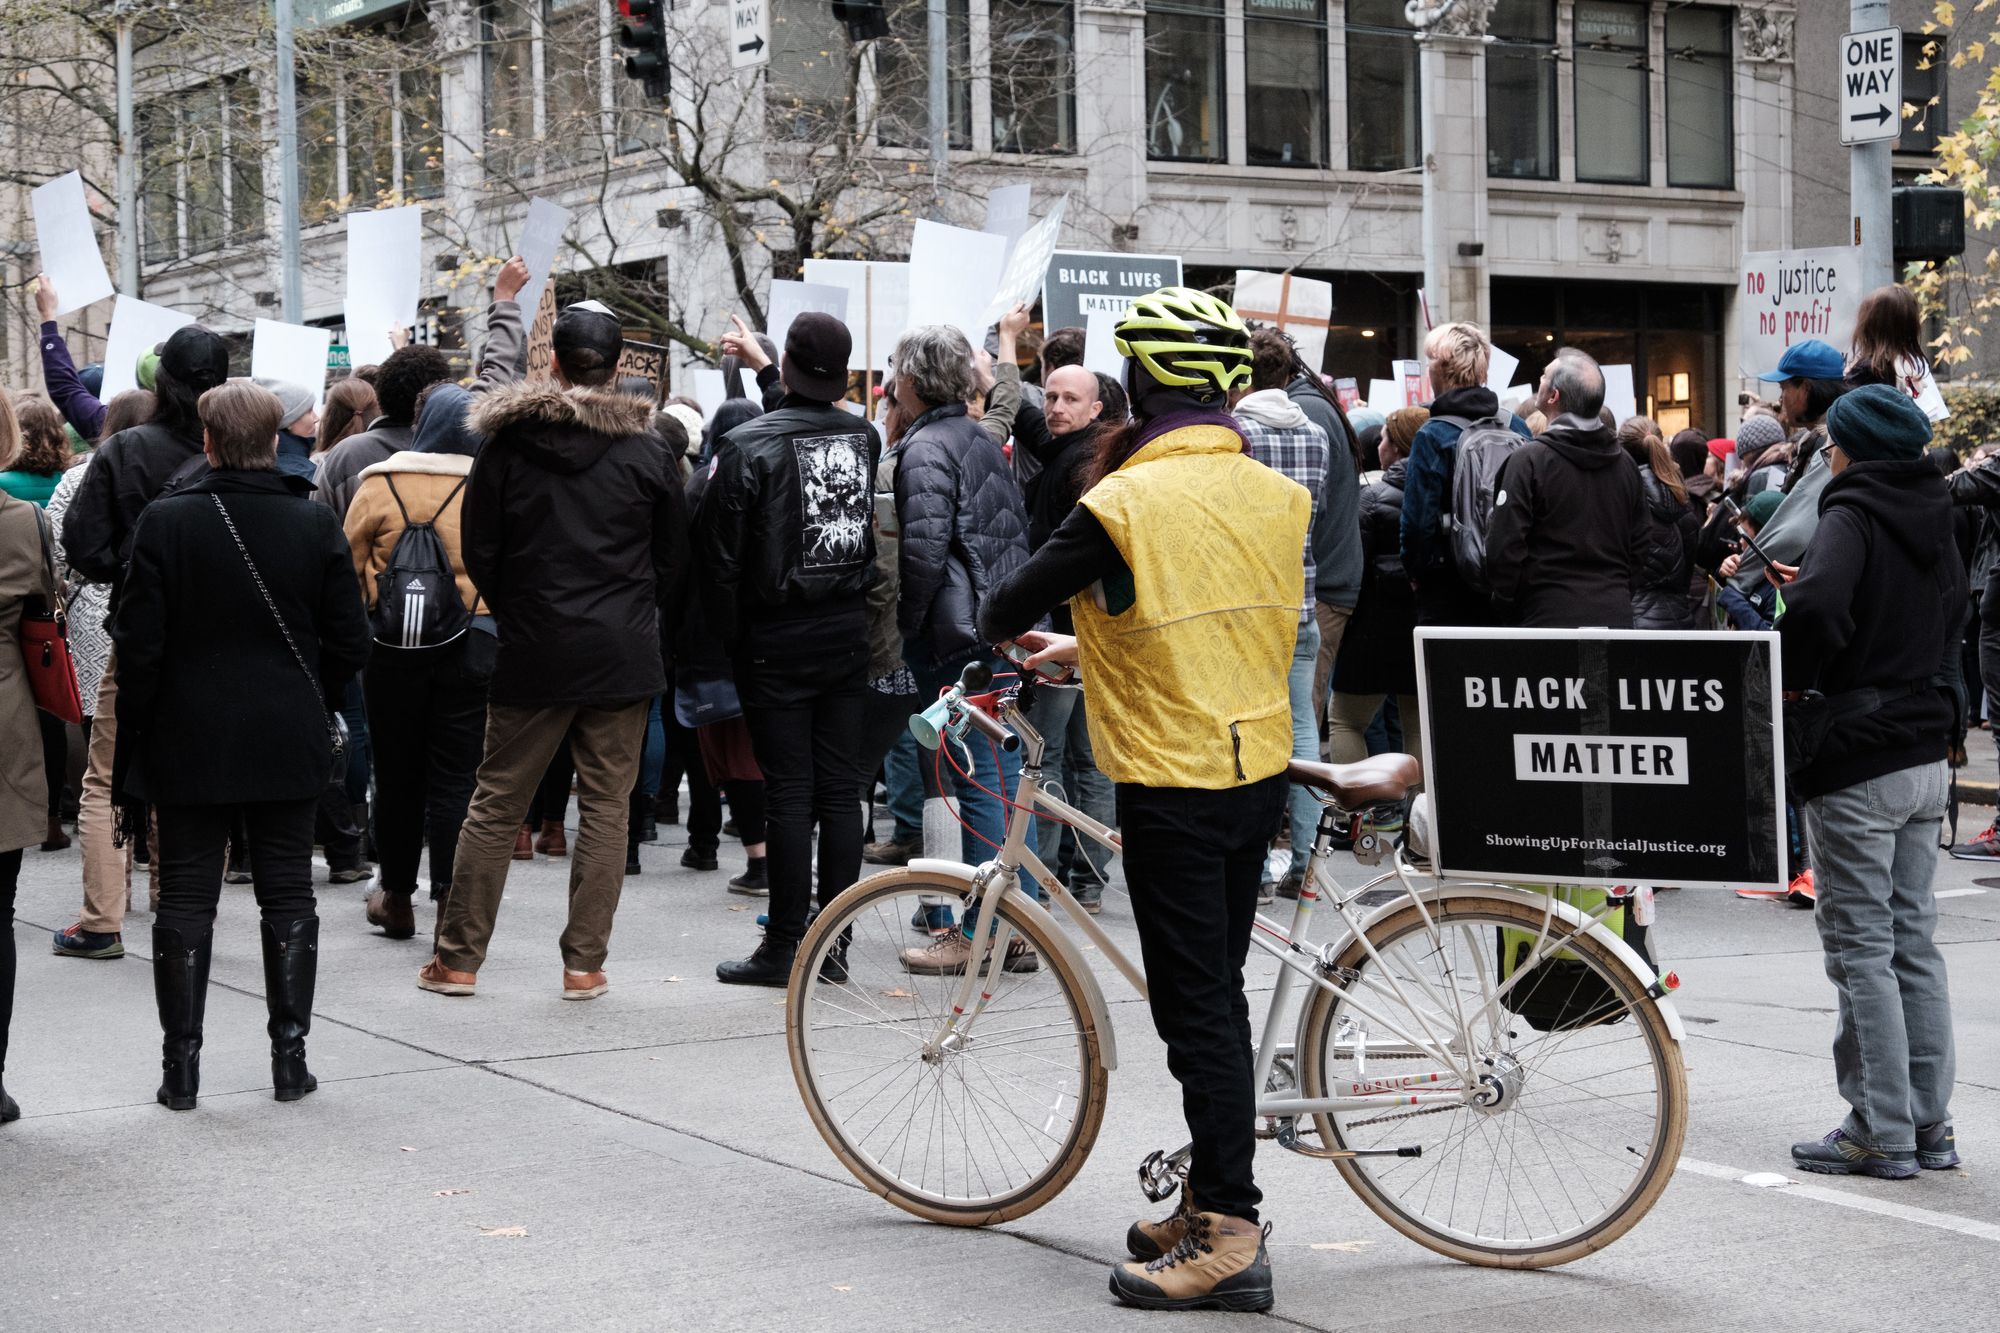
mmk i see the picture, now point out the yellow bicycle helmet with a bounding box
[1113,286,1253,401]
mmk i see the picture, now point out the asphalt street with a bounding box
[4,753,1999,1332]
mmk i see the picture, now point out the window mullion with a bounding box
[1224,0,1246,165]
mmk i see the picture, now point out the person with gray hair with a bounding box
[890,324,1033,963]
[1483,346,1649,628]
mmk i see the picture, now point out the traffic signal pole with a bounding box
[1851,0,1894,291]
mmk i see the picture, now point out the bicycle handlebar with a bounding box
[960,697,1020,751]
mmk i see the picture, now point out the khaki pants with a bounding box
[76,652,157,934]
[1311,602,1354,744]
[435,700,648,975]
[1327,690,1424,786]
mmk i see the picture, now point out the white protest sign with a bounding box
[515,198,571,324]
[907,221,1009,347]
[31,171,114,316]
[803,259,910,371]
[251,319,335,411]
[691,367,756,411]
[344,204,422,368]
[1914,364,1950,422]
[1083,312,1124,379]
[102,296,196,400]
[981,194,1068,325]
[1602,364,1638,424]
[1233,270,1334,370]
[730,0,770,69]
[1839,26,1902,145]
[1486,345,1521,395]
[767,281,851,357]
[1366,378,1403,416]
[1738,245,1861,376]
[982,184,1033,250]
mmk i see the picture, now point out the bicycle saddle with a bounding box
[1285,754,1421,806]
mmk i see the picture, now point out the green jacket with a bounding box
[0,469,61,508]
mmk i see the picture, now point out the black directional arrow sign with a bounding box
[1839,25,1902,145]
[738,35,765,55]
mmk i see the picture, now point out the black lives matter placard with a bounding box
[1042,251,1185,331]
[1415,629,1785,890]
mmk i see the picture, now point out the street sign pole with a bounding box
[276,0,304,322]
[1843,2,1899,292]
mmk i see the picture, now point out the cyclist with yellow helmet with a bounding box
[979,287,1311,1313]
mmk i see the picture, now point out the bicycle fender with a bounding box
[1344,881,1686,1045]
[906,858,1122,1071]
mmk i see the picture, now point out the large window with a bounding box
[1345,0,1420,171]
[877,0,973,150]
[1244,0,1325,166]
[1487,0,1556,179]
[769,0,859,143]
[1900,33,1947,155]
[482,2,535,175]
[1665,5,1730,188]
[1573,0,1648,184]
[991,0,1076,153]
[139,78,264,264]
[1146,0,1225,161]
[299,16,442,217]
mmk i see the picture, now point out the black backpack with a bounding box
[1438,412,1527,595]
[371,475,472,650]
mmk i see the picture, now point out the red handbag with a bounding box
[15,499,84,724]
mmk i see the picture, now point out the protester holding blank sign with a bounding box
[1777,383,1963,1180]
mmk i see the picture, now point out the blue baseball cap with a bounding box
[1757,338,1845,382]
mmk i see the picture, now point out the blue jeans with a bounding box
[1024,684,1115,894]
[637,696,666,799]
[882,732,924,844]
[1803,760,1954,1152]
[340,677,372,808]
[911,649,1021,861]
[1285,618,1322,875]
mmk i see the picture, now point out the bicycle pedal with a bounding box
[1137,1148,1188,1203]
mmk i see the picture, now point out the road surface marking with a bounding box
[1935,888,1987,899]
[1678,1157,2000,1243]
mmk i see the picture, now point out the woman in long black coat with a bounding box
[111,381,370,1111]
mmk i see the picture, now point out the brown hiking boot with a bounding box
[365,889,416,940]
[512,826,535,860]
[417,957,477,996]
[1108,1213,1273,1312]
[900,930,1038,976]
[536,820,568,857]
[1126,1191,1197,1260]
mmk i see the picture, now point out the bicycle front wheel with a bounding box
[1296,895,1687,1268]
[786,868,1109,1226]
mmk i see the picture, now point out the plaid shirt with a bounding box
[1234,406,1327,622]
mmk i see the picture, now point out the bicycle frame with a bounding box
[919,682,1680,1132]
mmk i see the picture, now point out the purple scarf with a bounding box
[1133,408,1246,454]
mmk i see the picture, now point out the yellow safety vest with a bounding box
[1072,423,1310,789]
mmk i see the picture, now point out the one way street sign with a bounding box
[731,0,770,70]
[1839,25,1902,145]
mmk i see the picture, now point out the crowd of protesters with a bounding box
[0,267,1972,1304]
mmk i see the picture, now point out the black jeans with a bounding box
[364,639,492,897]
[740,660,868,949]
[528,733,576,827]
[155,800,319,938]
[1,848,19,1084]
[1117,774,1288,1225]
[36,712,67,820]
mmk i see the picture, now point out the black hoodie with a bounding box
[1779,458,1965,799]
[1484,412,1649,628]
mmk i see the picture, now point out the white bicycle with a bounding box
[786,665,1688,1268]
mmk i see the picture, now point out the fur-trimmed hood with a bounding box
[469,381,657,475]
[357,449,475,481]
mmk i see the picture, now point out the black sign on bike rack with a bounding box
[1415,629,1786,890]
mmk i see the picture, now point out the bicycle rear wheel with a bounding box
[1295,894,1686,1268]
[787,868,1109,1226]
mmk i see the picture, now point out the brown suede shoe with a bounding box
[512,826,535,861]
[1127,1190,1197,1260]
[536,820,568,857]
[1108,1213,1273,1312]
[561,970,608,1001]
[417,957,477,996]
[365,889,417,940]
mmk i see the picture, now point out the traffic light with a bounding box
[831,0,890,41]
[620,0,669,101]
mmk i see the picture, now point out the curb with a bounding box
[1956,775,1996,807]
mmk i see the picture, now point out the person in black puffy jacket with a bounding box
[1329,407,1426,765]
[891,324,1030,857]
[1616,417,1700,630]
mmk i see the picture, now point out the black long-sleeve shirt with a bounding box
[977,504,1132,645]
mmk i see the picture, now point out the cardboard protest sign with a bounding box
[1738,245,1861,377]
[802,259,910,372]
[1233,270,1333,370]
[908,221,1008,347]
[31,171,114,315]
[344,204,422,368]
[1043,251,1183,333]
[524,287,558,382]
[1415,628,1785,890]
[250,320,335,410]
[102,296,196,400]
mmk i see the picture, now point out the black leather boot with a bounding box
[152,926,211,1111]
[262,917,320,1102]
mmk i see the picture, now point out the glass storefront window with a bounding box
[1491,279,1724,437]
[1665,6,1731,188]
[992,0,1076,153]
[1244,0,1325,167]
[1146,0,1225,161]
[1345,0,1420,171]
[1487,0,1556,180]
[877,0,973,150]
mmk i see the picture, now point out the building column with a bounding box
[1418,30,1489,329]
[1076,0,1146,238]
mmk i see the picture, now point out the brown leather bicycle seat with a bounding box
[1285,754,1421,806]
